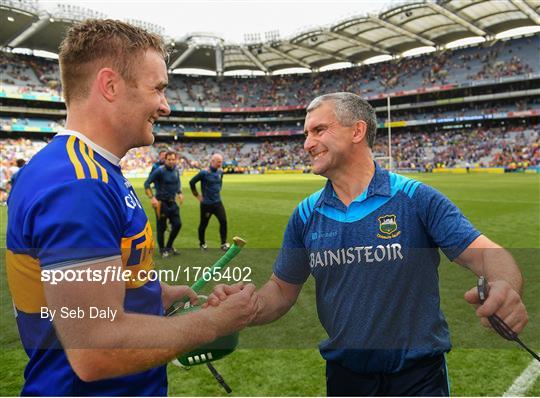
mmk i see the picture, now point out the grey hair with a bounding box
[306,92,378,148]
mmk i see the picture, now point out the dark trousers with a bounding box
[198,201,227,245]
[155,199,181,250]
[326,355,449,397]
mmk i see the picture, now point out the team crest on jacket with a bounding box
[377,214,401,239]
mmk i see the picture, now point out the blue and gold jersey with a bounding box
[274,163,480,374]
[6,130,166,396]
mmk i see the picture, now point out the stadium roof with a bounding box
[1,0,540,75]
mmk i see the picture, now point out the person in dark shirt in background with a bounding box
[189,153,229,251]
[150,149,167,174]
[145,151,183,257]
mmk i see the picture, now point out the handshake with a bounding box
[200,282,262,337]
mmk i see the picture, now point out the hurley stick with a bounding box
[167,237,247,316]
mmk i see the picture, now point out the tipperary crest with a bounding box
[377,214,401,239]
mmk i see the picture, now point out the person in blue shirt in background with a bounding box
[189,153,230,251]
[150,149,167,174]
[207,92,529,396]
[144,151,183,257]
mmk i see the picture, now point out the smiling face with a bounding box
[303,101,356,179]
[117,50,170,149]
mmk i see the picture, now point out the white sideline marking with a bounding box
[503,359,540,397]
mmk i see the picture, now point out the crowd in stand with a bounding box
[2,126,538,183]
[0,52,61,95]
[1,36,538,178]
[118,139,310,173]
[469,54,533,81]
[153,121,303,134]
[170,36,538,108]
[0,137,48,201]
[122,126,540,173]
[2,95,538,135]
[1,137,48,165]
[2,35,537,107]
[373,126,539,169]
[381,98,540,123]
[0,117,65,130]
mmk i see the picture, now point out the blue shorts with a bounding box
[326,354,450,396]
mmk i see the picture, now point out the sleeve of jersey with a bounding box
[189,171,203,190]
[28,179,124,269]
[143,167,159,189]
[414,183,481,261]
[273,208,310,284]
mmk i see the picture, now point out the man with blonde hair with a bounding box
[6,19,257,396]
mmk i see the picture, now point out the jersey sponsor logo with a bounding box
[377,214,401,239]
[125,190,142,210]
[309,244,403,269]
[311,231,338,240]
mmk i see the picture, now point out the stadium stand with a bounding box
[1,35,538,107]
[1,29,539,174]
[0,52,61,95]
[2,126,538,178]
[373,126,540,170]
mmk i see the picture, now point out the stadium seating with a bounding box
[3,93,538,136]
[1,34,538,179]
[1,126,538,181]
[1,35,538,107]
[0,52,61,95]
[373,126,540,169]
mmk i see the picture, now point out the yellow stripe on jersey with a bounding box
[6,250,46,313]
[87,146,109,183]
[79,140,98,179]
[121,221,155,289]
[66,135,85,179]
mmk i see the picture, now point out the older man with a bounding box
[208,92,528,396]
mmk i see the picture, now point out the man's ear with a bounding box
[352,120,368,144]
[96,68,121,103]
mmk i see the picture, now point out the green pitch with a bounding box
[1,173,539,396]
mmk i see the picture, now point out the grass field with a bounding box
[1,173,539,396]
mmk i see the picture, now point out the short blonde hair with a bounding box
[59,19,167,105]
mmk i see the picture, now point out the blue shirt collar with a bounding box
[314,162,391,209]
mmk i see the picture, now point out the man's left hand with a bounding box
[464,280,528,333]
[161,283,199,312]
